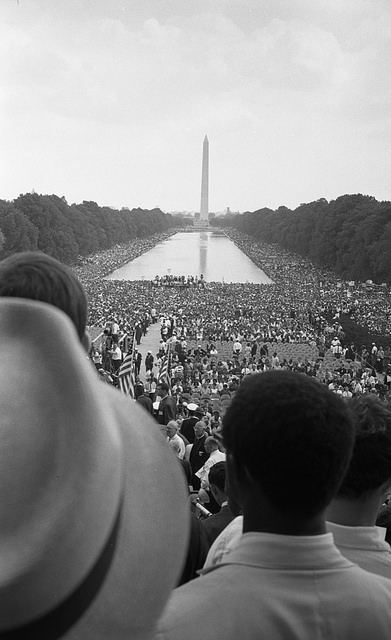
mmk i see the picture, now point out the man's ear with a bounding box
[226,452,244,508]
[210,483,218,499]
[380,477,391,504]
[82,330,91,353]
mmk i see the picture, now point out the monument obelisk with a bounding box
[200,135,209,225]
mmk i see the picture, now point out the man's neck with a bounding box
[326,495,383,527]
[242,494,327,536]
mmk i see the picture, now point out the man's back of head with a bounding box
[326,395,391,577]
[0,252,88,344]
[222,370,355,531]
[333,395,391,503]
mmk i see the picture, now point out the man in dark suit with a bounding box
[156,381,177,425]
[135,383,153,415]
[180,403,199,444]
[201,461,234,547]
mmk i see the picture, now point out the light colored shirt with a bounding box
[326,521,391,578]
[156,532,391,640]
[203,515,243,569]
[167,434,185,460]
[195,450,226,489]
[110,346,122,361]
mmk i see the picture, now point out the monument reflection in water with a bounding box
[105,231,273,284]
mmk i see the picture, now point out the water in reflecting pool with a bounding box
[105,231,273,284]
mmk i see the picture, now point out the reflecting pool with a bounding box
[105,231,273,284]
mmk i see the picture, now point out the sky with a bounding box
[1,0,391,213]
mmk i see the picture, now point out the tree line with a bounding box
[214,194,391,284]
[0,193,186,264]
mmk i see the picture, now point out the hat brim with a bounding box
[65,390,190,639]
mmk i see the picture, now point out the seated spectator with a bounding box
[327,395,391,577]
[156,371,391,640]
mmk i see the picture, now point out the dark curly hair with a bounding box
[0,252,87,340]
[337,395,391,498]
[222,370,354,518]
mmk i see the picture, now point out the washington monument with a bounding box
[200,135,209,224]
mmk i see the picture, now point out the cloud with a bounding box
[1,0,391,210]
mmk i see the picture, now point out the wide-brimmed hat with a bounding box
[0,298,189,638]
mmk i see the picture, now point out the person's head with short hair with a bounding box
[205,436,219,454]
[157,381,170,397]
[340,396,391,496]
[0,251,89,348]
[208,461,226,495]
[222,371,354,533]
[166,420,179,438]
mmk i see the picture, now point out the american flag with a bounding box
[158,342,171,387]
[118,333,136,397]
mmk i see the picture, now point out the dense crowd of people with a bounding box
[2,246,391,638]
[72,228,391,405]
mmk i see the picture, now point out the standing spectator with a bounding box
[195,437,226,493]
[111,318,120,343]
[109,342,122,374]
[166,421,186,459]
[145,372,157,403]
[189,421,209,490]
[201,462,234,546]
[372,343,379,368]
[327,395,391,578]
[156,382,177,425]
[135,383,153,415]
[377,347,385,374]
[145,350,154,374]
[134,349,142,377]
[180,403,199,444]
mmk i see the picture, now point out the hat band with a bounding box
[0,499,123,640]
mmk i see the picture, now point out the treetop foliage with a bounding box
[0,193,184,263]
[214,194,391,284]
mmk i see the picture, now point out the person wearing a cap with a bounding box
[180,403,199,444]
[156,371,391,640]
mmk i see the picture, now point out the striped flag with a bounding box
[118,332,136,398]
[158,342,171,387]
[118,352,135,397]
